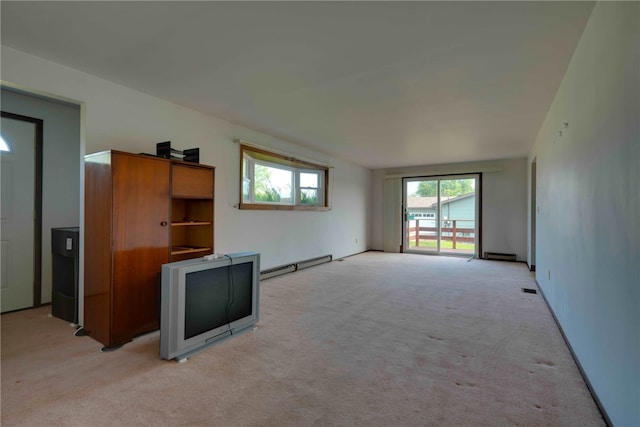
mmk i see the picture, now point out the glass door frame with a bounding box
[403,177,440,254]
[402,174,480,257]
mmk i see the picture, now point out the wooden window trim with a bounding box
[239,144,331,211]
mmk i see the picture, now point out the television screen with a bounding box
[184,262,253,339]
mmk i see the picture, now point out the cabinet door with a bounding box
[172,163,214,198]
[111,153,170,342]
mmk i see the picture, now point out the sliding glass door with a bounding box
[403,175,479,257]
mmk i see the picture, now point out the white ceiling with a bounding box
[1,1,594,169]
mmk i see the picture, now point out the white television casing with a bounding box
[160,252,260,361]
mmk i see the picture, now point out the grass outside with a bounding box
[408,240,475,250]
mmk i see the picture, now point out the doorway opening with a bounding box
[1,111,43,313]
[2,88,82,317]
[402,174,480,257]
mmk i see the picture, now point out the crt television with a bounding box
[160,252,260,361]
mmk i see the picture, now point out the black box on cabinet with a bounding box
[156,141,199,163]
[183,148,199,163]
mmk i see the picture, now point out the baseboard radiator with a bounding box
[296,255,333,271]
[260,264,296,280]
[260,254,333,281]
[483,252,517,262]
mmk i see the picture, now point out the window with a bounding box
[240,144,330,210]
[0,135,11,153]
[411,213,435,219]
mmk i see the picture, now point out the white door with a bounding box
[1,116,36,312]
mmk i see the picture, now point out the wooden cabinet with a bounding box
[84,151,214,348]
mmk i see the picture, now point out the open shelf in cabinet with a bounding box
[171,198,212,223]
[171,198,213,262]
[171,246,211,255]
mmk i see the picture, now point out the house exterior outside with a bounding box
[406,193,476,252]
[407,193,475,229]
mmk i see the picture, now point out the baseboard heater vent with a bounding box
[260,264,296,281]
[260,254,333,280]
[484,252,517,262]
[296,254,333,271]
[522,288,538,294]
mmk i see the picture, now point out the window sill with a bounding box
[239,203,330,212]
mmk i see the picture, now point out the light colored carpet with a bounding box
[1,252,604,426]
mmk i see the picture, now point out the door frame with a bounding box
[403,176,441,254]
[530,158,537,272]
[402,173,482,257]
[1,111,43,308]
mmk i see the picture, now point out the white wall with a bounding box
[528,3,639,425]
[371,158,528,260]
[1,88,81,305]
[1,47,371,273]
